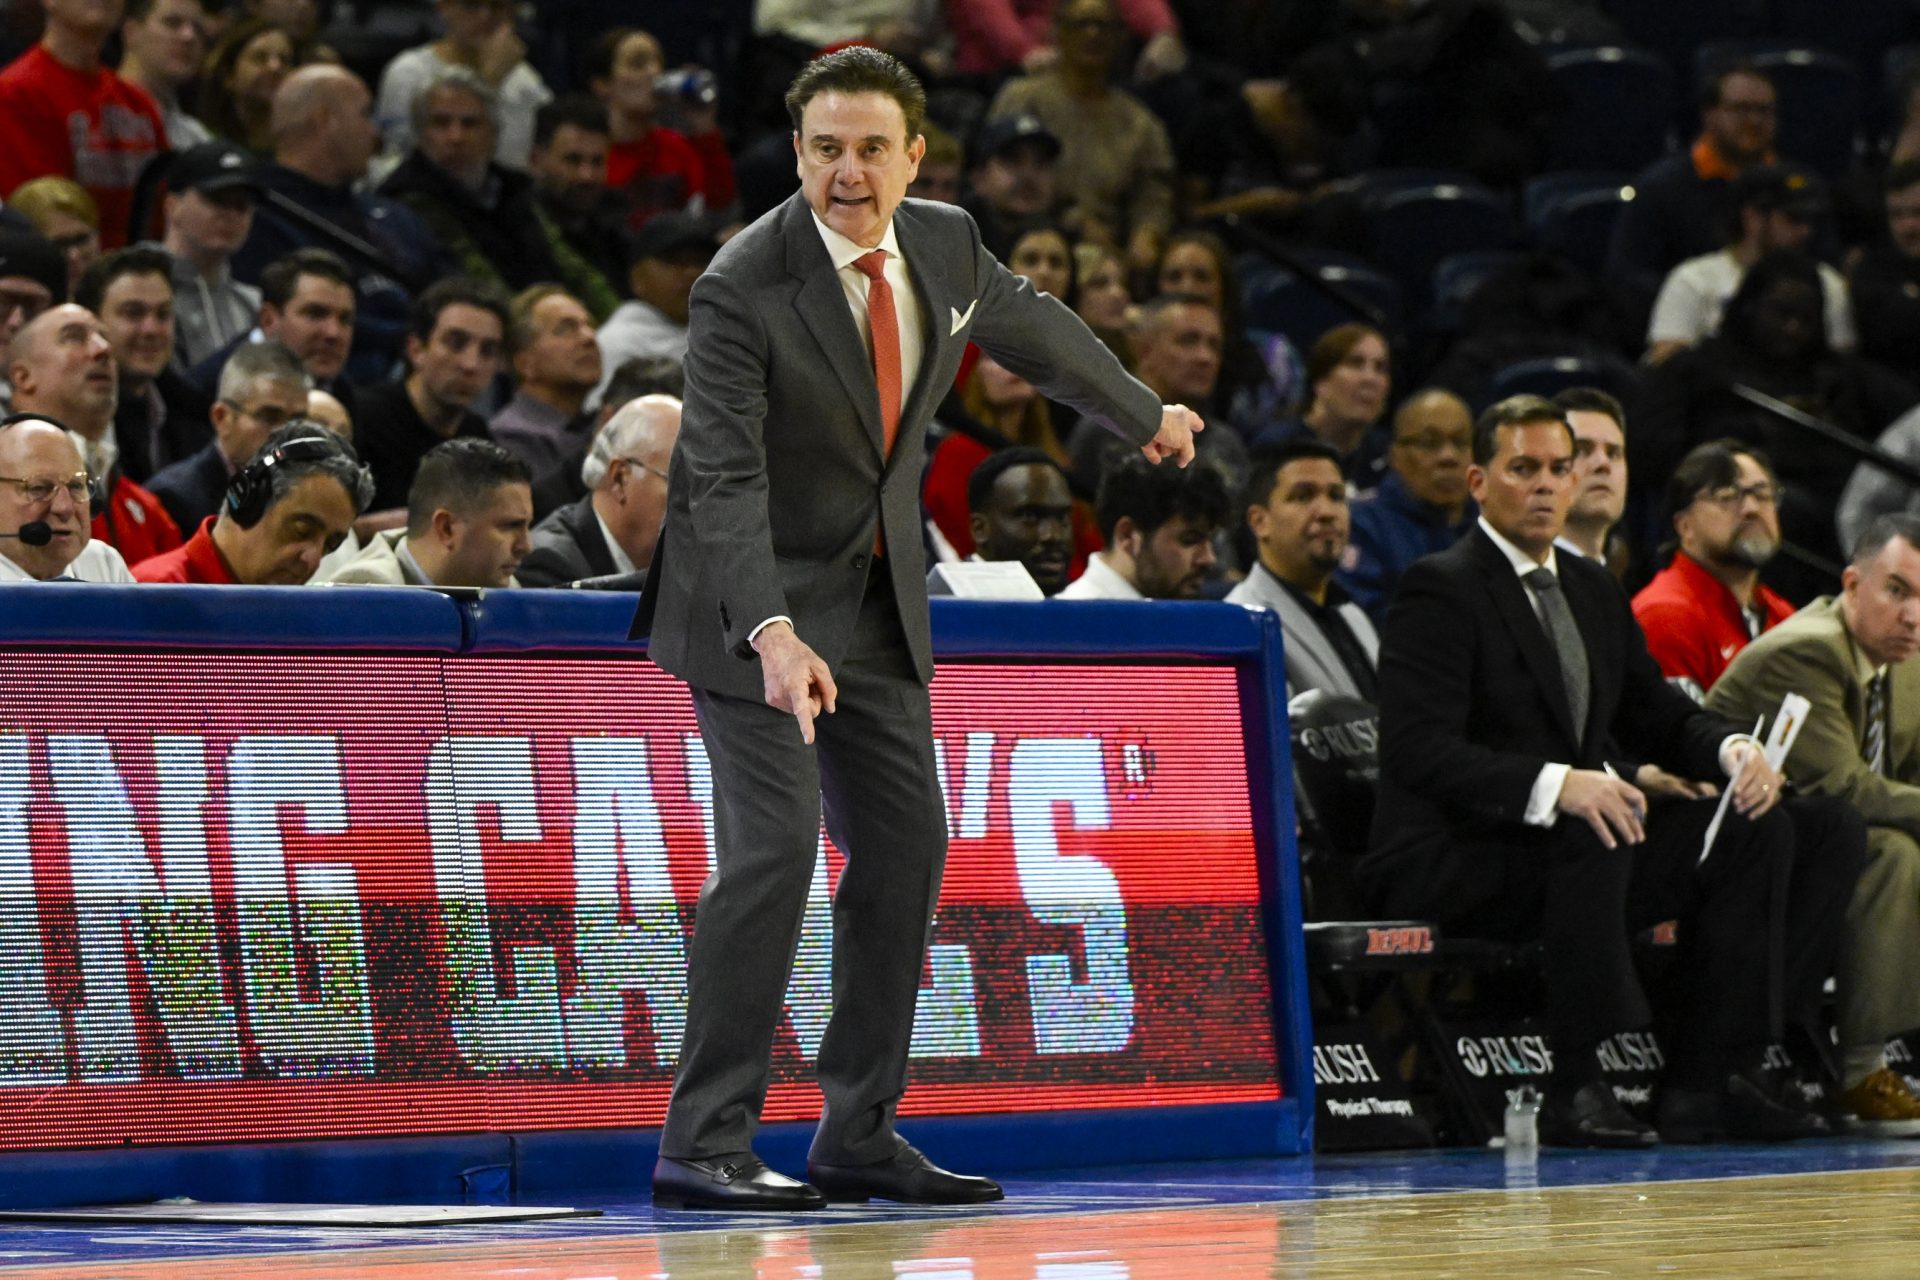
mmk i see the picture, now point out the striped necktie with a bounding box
[1866,671,1889,776]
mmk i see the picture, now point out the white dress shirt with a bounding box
[1054,552,1143,600]
[1478,517,1756,825]
[0,540,133,582]
[748,213,930,646]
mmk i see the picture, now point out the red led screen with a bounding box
[0,653,1278,1150]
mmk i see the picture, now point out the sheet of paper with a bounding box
[1699,714,1766,866]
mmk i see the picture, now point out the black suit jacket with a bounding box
[517,495,618,588]
[144,439,230,533]
[1360,526,1738,918]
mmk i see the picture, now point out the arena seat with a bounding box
[1485,354,1644,409]
[1526,179,1635,276]
[1362,183,1518,311]
[1429,250,1530,336]
[1240,252,1404,353]
[1545,46,1676,172]
[1601,0,1768,82]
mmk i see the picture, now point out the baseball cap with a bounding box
[170,142,264,198]
[628,211,720,263]
[1731,163,1828,221]
[0,227,68,301]
[972,115,1062,168]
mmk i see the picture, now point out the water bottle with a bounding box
[1504,1085,1541,1153]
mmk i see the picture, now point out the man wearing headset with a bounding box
[132,422,372,584]
[0,414,131,582]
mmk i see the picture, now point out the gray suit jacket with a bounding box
[519,495,616,588]
[1226,561,1379,699]
[632,192,1160,698]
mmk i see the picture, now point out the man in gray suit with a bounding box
[632,47,1200,1211]
[1227,440,1378,699]
[518,394,677,587]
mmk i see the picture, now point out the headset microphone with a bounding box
[0,521,51,546]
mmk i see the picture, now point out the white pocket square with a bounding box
[949,300,977,335]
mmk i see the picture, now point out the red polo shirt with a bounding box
[1632,551,1795,696]
[131,516,238,584]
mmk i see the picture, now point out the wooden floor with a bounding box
[9,1164,1920,1278]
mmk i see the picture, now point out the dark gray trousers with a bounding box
[659,571,949,1165]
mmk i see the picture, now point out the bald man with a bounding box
[10,304,181,566]
[232,65,451,379]
[0,416,132,581]
[1339,387,1477,623]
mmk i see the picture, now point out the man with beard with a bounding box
[1708,514,1920,1133]
[1056,451,1225,599]
[962,447,1075,595]
[1342,388,1475,624]
[1635,440,1795,699]
[1553,388,1629,571]
[1227,440,1376,698]
[527,96,623,316]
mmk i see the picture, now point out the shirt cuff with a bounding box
[1525,763,1570,827]
[1718,733,1762,776]
[747,615,794,648]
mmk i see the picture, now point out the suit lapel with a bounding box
[785,196,884,454]
[891,205,950,452]
[1472,531,1579,748]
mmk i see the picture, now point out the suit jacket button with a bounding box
[851,553,869,570]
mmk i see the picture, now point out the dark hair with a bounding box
[199,18,302,146]
[1720,249,1826,356]
[1154,227,1245,342]
[1305,323,1387,402]
[1091,453,1230,545]
[260,247,353,309]
[1472,394,1571,466]
[1665,437,1776,523]
[967,446,1067,514]
[603,354,683,404]
[784,46,927,143]
[585,27,656,85]
[410,276,510,345]
[1699,60,1774,112]
[1006,220,1079,309]
[125,0,199,22]
[1853,513,1920,564]
[406,438,529,535]
[534,94,609,149]
[1550,386,1626,433]
[254,420,375,515]
[1240,440,1346,512]
[74,245,172,314]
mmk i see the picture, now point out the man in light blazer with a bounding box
[1707,513,1920,1131]
[1227,439,1378,699]
[631,48,1200,1211]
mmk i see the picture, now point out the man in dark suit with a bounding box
[518,394,676,587]
[1362,395,1857,1148]
[147,340,311,533]
[634,47,1199,1210]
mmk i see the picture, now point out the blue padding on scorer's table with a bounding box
[0,584,467,651]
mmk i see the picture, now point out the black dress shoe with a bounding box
[1538,1081,1659,1149]
[1721,1066,1830,1141]
[652,1154,827,1210]
[809,1145,1004,1204]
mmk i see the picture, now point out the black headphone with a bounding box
[0,411,110,508]
[225,432,343,528]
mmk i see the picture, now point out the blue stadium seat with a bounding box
[1429,251,1530,335]
[1545,46,1675,172]
[1601,0,1768,79]
[1775,0,1916,101]
[1362,183,1518,310]
[1694,42,1863,175]
[1241,252,1404,353]
[1485,354,1644,408]
[1525,177,1635,275]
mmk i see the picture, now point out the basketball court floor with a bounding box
[2,1138,1919,1277]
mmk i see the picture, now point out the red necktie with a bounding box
[852,250,901,459]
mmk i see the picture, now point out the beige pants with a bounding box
[1840,826,1920,1046]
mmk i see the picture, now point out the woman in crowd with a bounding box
[199,19,299,152]
[589,27,735,229]
[1153,227,1297,434]
[7,178,100,299]
[1258,322,1393,487]
[1006,222,1076,304]
[1075,239,1134,359]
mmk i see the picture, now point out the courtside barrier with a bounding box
[0,586,1310,1205]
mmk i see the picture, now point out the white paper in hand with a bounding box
[1699,715,1765,865]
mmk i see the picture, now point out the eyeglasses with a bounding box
[0,472,89,505]
[1699,482,1784,509]
[1396,432,1471,455]
[221,399,303,430]
[617,456,669,481]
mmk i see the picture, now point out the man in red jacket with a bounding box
[0,0,168,248]
[1634,439,1795,700]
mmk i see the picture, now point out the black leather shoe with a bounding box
[1722,1066,1830,1141]
[809,1145,1004,1204]
[1538,1081,1659,1148]
[652,1154,827,1210]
